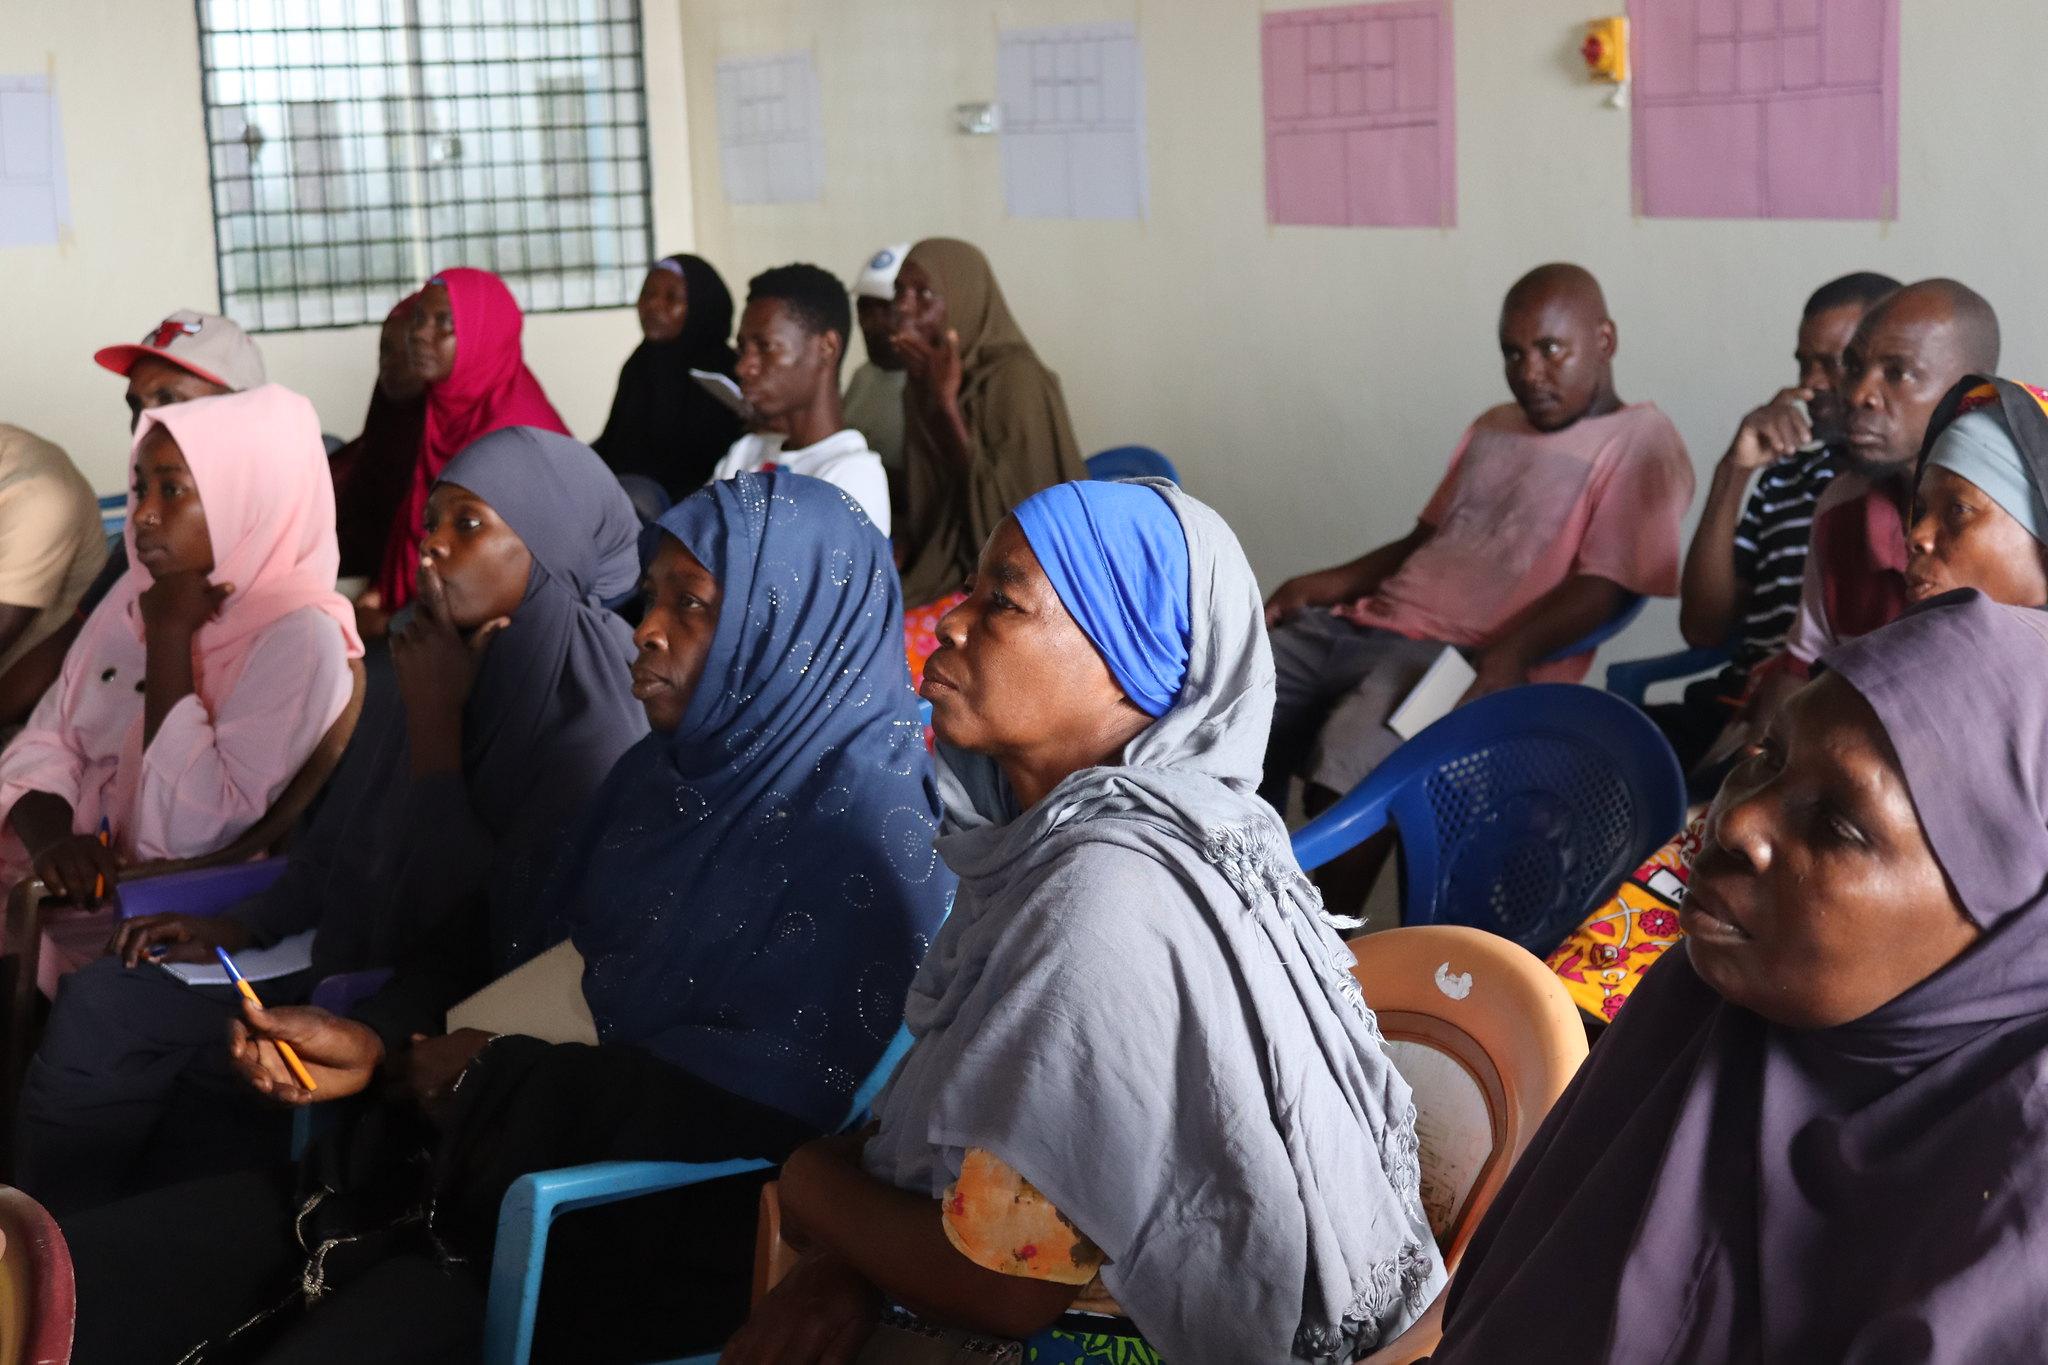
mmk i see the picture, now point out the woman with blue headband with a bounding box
[725,479,1442,1365]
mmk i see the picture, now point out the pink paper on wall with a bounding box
[1630,0,1898,220]
[1262,1,1456,228]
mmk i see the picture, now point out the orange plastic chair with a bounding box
[1354,923,1588,1364]
[0,1184,73,1365]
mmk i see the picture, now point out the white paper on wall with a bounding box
[997,23,1147,222]
[0,74,71,248]
[715,51,824,206]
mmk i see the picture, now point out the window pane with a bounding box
[197,0,651,328]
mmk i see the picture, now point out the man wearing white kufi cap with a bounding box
[842,244,911,506]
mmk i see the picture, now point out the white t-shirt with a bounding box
[711,429,892,537]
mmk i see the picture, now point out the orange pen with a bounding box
[215,946,317,1091]
[92,816,110,900]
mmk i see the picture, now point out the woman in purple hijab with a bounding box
[1432,589,2048,1364]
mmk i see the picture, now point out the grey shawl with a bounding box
[862,481,1444,1362]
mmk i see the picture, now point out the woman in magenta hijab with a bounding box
[0,384,362,990]
[371,268,569,614]
[1433,590,2048,1363]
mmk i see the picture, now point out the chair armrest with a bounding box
[1290,779,1397,874]
[484,1157,773,1365]
[114,859,292,921]
[1604,645,1730,706]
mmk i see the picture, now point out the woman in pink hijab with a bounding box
[0,384,363,989]
[368,268,569,618]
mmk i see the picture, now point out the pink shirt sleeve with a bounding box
[1416,426,1478,529]
[0,606,120,829]
[1568,414,1696,597]
[129,608,353,862]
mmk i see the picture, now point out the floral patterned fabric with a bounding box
[944,1147,1105,1286]
[1025,1329,1165,1364]
[1547,816,1704,1023]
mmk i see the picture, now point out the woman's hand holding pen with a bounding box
[29,830,124,910]
[228,1001,384,1105]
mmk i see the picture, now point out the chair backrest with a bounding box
[0,1185,74,1365]
[1322,684,1684,958]
[1351,924,1586,1272]
[1085,445,1181,485]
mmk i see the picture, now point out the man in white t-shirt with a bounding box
[712,263,891,536]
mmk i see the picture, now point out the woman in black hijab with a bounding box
[593,254,746,500]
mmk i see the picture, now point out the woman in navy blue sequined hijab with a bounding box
[557,470,952,1130]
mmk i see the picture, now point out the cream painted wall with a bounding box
[676,0,2048,664]
[0,0,696,492]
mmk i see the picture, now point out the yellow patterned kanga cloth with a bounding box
[942,1146,1105,1286]
[1547,816,1705,1023]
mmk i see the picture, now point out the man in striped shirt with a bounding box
[1648,272,1899,783]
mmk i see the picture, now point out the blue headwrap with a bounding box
[551,472,952,1129]
[1013,480,1192,716]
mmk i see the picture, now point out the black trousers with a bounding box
[66,1165,483,1365]
[63,1046,808,1365]
[17,955,313,1217]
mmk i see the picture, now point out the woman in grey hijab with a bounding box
[724,479,1441,1365]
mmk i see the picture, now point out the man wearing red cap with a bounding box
[94,309,267,430]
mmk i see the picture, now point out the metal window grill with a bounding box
[195,0,654,333]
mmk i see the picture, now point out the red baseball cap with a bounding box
[95,309,266,392]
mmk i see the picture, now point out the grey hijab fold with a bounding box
[863,481,1444,1362]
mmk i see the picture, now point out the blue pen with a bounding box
[216,946,317,1091]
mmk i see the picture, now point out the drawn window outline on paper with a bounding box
[996,23,1147,222]
[1261,0,1456,229]
[715,52,824,206]
[0,73,72,249]
[1629,0,1899,221]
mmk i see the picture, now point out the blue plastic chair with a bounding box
[95,492,126,539]
[1290,683,1686,958]
[482,1023,920,1365]
[1085,445,1181,485]
[1605,644,1732,706]
[1538,592,1645,665]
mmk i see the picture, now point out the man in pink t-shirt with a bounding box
[1262,264,1693,826]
